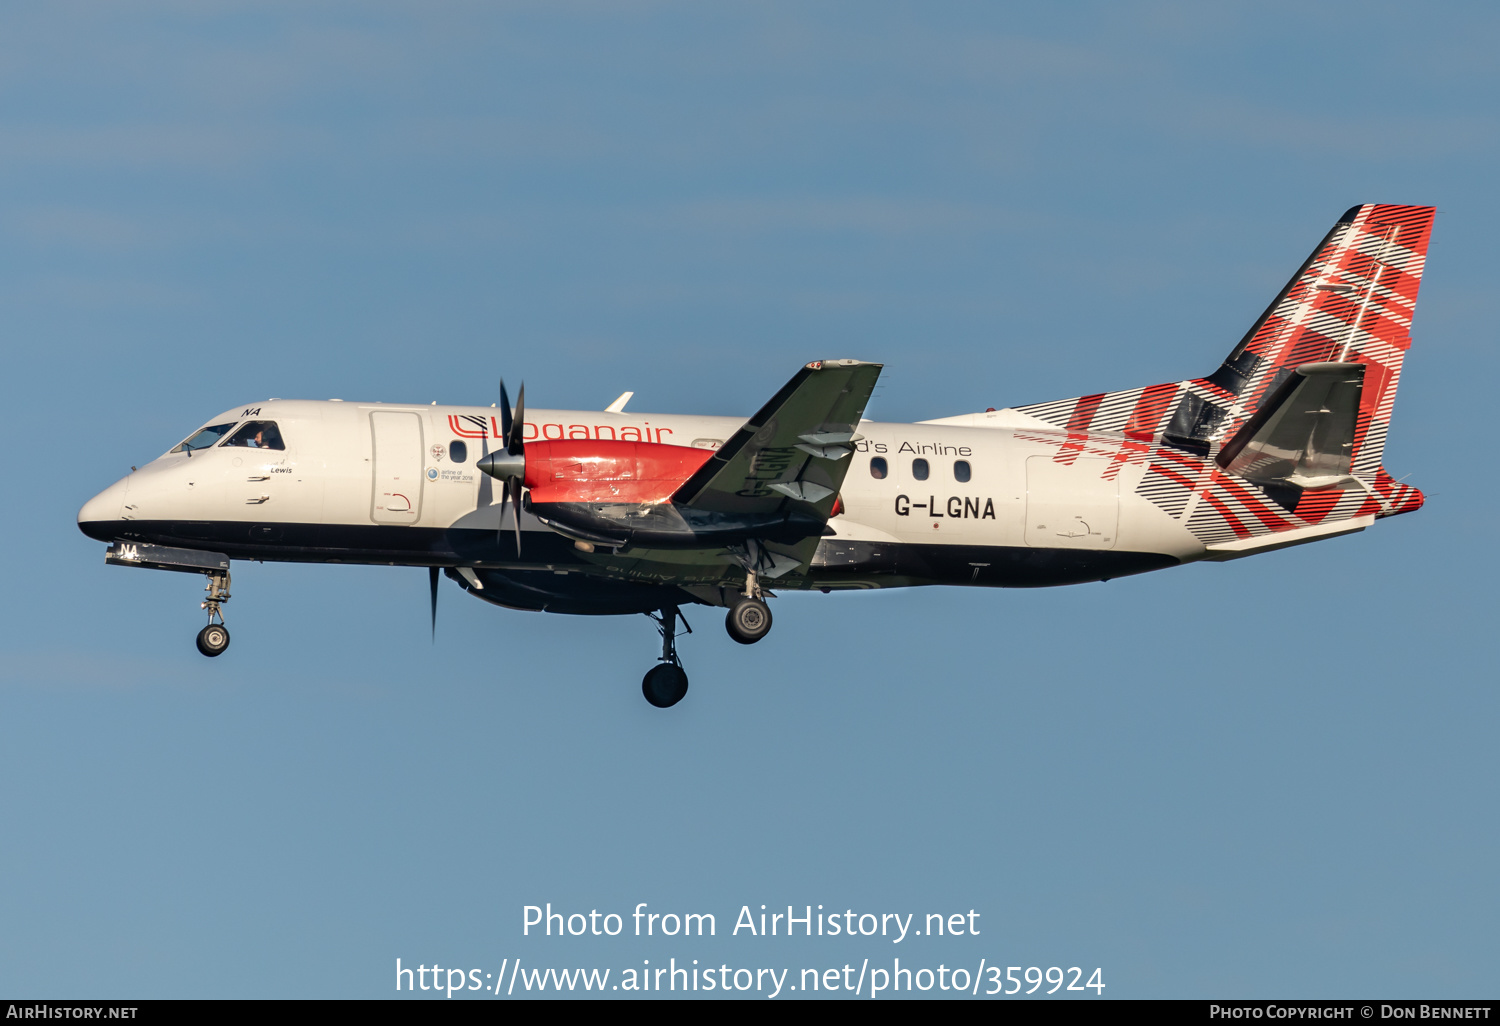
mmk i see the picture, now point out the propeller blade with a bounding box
[428,566,439,640]
[488,379,525,555]
[509,383,526,455]
[501,480,513,552]
[510,479,523,557]
[498,379,513,443]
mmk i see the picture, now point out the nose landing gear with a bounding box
[642,606,690,708]
[101,543,236,659]
[195,570,231,657]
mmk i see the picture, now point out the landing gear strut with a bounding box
[642,606,690,708]
[195,569,231,657]
[725,554,773,645]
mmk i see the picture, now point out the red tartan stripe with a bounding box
[1154,447,1208,474]
[1066,393,1105,432]
[1103,438,1151,478]
[1212,472,1294,533]
[1294,489,1342,525]
[1199,490,1253,539]
[1124,383,1178,441]
[1396,488,1425,513]
[1147,463,1197,490]
[1360,360,1395,413]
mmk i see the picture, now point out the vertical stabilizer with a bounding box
[1013,204,1435,471]
[1182,203,1435,475]
[1010,205,1433,539]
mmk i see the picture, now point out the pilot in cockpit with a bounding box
[225,420,285,450]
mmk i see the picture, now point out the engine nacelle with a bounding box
[522,439,715,504]
[519,439,822,549]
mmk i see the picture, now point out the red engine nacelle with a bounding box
[523,440,716,505]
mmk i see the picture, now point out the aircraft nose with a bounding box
[78,476,129,542]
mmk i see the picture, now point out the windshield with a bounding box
[172,423,235,453]
[223,420,285,450]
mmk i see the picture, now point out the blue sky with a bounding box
[2,2,1497,998]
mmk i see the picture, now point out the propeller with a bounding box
[477,379,527,556]
[429,566,439,640]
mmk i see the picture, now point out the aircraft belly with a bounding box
[98,520,584,567]
[809,538,1178,587]
[449,567,691,615]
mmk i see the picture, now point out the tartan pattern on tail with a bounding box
[1010,205,1434,544]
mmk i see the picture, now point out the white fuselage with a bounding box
[80,398,1224,599]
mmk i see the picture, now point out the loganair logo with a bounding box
[448,414,491,438]
[445,413,674,444]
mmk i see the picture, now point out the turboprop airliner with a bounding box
[79,204,1432,708]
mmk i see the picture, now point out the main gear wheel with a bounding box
[725,597,772,645]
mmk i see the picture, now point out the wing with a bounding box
[671,359,883,519]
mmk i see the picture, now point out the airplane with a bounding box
[78,203,1433,708]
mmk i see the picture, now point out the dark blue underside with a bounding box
[80,520,1179,614]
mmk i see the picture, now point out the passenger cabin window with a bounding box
[954,460,971,483]
[224,420,286,450]
[173,423,234,452]
[450,439,468,464]
[870,456,888,479]
[912,458,929,481]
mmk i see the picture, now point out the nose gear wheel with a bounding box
[196,623,230,657]
[642,663,688,708]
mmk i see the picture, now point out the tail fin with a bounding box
[1014,204,1435,481]
[1172,203,1434,474]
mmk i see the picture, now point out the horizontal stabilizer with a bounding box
[1216,362,1365,489]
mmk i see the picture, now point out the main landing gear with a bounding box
[724,563,773,645]
[642,606,691,709]
[195,569,231,657]
[726,597,772,644]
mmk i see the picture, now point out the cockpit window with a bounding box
[173,423,235,452]
[224,420,286,450]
